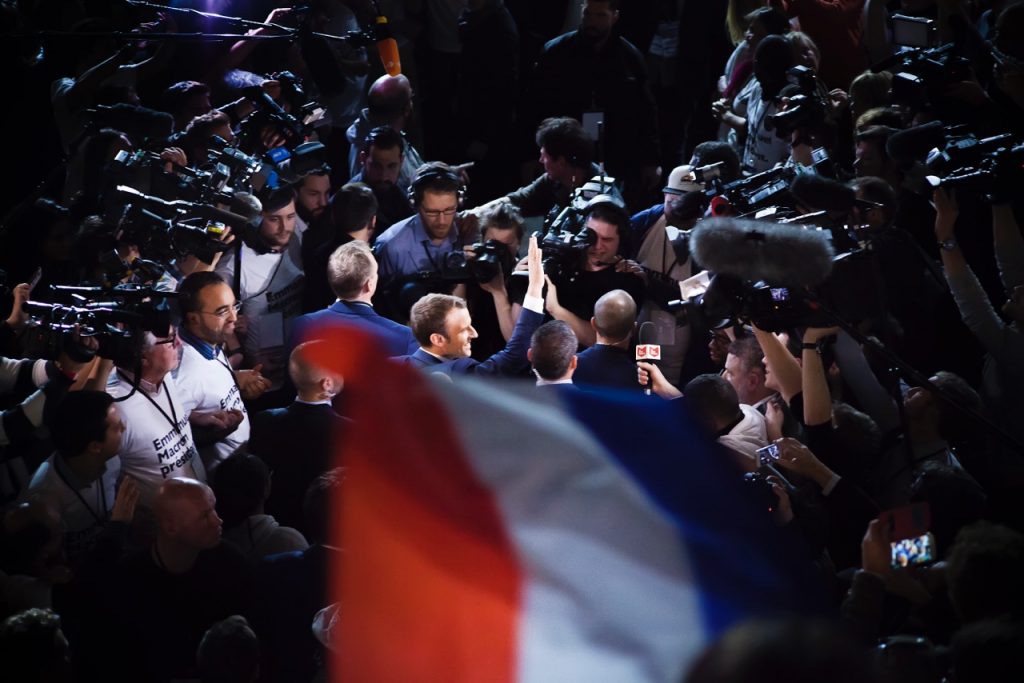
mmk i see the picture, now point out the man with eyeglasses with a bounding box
[373,161,466,289]
[175,272,270,473]
[108,328,208,507]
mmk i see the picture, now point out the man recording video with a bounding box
[541,198,646,348]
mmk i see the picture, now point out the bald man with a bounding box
[345,74,424,190]
[112,478,251,680]
[573,289,642,391]
[249,342,349,534]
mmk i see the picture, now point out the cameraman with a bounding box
[2,283,95,452]
[543,199,646,348]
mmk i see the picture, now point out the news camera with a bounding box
[20,285,177,368]
[234,71,326,155]
[765,65,828,139]
[536,175,619,277]
[873,43,972,112]
[666,217,884,333]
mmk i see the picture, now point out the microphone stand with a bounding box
[800,290,1024,457]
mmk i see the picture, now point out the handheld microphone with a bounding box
[690,217,835,288]
[374,15,402,77]
[635,321,661,397]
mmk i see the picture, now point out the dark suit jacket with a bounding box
[290,300,418,357]
[398,308,544,377]
[574,344,642,392]
[249,402,349,533]
[252,544,339,683]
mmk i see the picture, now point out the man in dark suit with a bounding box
[528,320,579,391]
[574,288,642,392]
[399,235,545,377]
[249,342,349,533]
[290,240,418,358]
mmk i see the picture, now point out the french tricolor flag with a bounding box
[306,325,822,683]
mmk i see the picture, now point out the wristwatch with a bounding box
[938,238,959,251]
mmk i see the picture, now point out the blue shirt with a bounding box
[373,213,461,281]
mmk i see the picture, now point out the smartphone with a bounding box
[757,443,781,467]
[891,532,936,568]
[891,14,936,48]
[28,267,42,292]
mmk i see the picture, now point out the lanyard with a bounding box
[54,460,108,526]
[117,372,181,436]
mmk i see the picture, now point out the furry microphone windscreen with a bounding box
[691,217,835,288]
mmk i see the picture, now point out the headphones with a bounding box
[407,163,466,209]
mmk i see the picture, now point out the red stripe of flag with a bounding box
[307,324,523,682]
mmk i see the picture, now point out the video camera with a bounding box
[21,284,177,367]
[411,239,516,288]
[235,71,326,155]
[924,135,1024,202]
[536,175,619,278]
[765,65,828,139]
[667,217,884,333]
[874,43,972,112]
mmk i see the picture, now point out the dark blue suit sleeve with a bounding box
[461,308,544,377]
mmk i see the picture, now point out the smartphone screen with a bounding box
[757,443,780,467]
[890,532,935,568]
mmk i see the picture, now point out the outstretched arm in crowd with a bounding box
[753,325,802,404]
[936,189,1024,375]
[801,327,838,427]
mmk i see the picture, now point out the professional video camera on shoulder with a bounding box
[20,284,177,367]
[105,185,248,266]
[886,121,1024,200]
[235,71,326,155]
[764,65,830,140]
[536,175,619,277]
[666,217,883,332]
[873,27,971,114]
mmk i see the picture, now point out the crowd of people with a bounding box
[2,0,1024,680]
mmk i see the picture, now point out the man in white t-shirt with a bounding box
[28,390,136,566]
[216,186,306,391]
[175,272,269,473]
[108,328,235,506]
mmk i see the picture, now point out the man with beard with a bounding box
[293,168,331,245]
[175,272,268,473]
[349,125,413,232]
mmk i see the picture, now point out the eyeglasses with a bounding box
[200,301,242,318]
[154,333,178,346]
[421,208,458,219]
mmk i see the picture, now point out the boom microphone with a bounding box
[373,15,402,77]
[885,121,945,167]
[690,217,835,288]
[635,321,661,397]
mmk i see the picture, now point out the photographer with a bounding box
[543,199,646,348]
[463,202,524,361]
